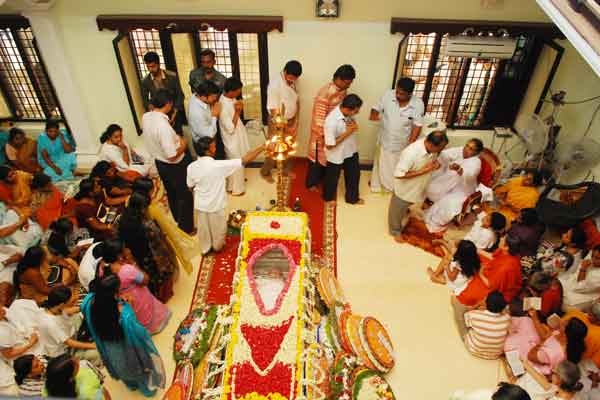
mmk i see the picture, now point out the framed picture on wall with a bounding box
[316,0,339,18]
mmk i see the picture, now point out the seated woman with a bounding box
[504,299,541,360]
[479,236,524,304]
[493,171,542,224]
[526,272,563,322]
[73,178,113,241]
[527,311,587,376]
[81,274,165,397]
[90,160,132,201]
[99,124,153,181]
[44,354,108,399]
[427,240,483,297]
[36,120,77,182]
[537,227,587,276]
[559,245,600,311]
[506,208,546,259]
[0,166,32,208]
[13,354,47,397]
[42,217,91,262]
[99,239,171,335]
[116,192,177,302]
[5,128,39,174]
[463,211,507,251]
[29,173,65,231]
[13,246,78,305]
[132,177,197,274]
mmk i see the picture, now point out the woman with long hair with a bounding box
[5,127,39,174]
[30,172,67,231]
[116,191,177,301]
[99,124,152,181]
[44,354,108,399]
[81,274,165,397]
[131,177,197,274]
[98,239,171,334]
[89,160,131,200]
[427,240,482,295]
[43,217,91,261]
[73,178,113,240]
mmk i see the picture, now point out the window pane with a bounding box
[237,33,262,121]
[198,28,232,77]
[16,28,61,119]
[0,28,45,119]
[129,29,165,78]
[401,33,436,100]
[453,59,500,127]
[426,34,467,123]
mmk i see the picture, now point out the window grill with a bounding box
[129,29,165,78]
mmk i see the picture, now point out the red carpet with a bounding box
[401,217,445,258]
[204,235,241,305]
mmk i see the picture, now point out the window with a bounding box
[0,23,62,121]
[119,22,270,132]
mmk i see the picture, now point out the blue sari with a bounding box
[36,129,77,182]
[81,293,166,397]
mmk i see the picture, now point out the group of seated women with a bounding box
[0,121,189,398]
[434,170,600,399]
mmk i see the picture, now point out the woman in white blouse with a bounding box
[98,124,153,180]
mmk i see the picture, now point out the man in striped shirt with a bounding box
[463,290,511,360]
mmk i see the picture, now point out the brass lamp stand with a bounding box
[265,106,297,211]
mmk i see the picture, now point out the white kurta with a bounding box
[559,259,600,308]
[463,213,497,250]
[219,96,250,195]
[99,142,152,176]
[424,147,481,233]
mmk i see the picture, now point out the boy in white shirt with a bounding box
[322,94,364,204]
[187,137,264,255]
[464,211,507,250]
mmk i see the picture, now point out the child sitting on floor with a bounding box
[427,240,481,296]
[464,211,507,251]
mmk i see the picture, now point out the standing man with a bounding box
[306,64,356,191]
[323,94,364,205]
[187,137,264,255]
[142,89,195,235]
[388,130,448,242]
[219,77,250,196]
[370,78,424,193]
[261,60,303,183]
[141,52,186,135]
[189,49,227,92]
[188,81,221,145]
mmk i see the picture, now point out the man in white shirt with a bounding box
[187,137,264,255]
[219,77,251,196]
[142,89,195,234]
[261,60,302,182]
[188,81,221,145]
[423,139,484,233]
[369,78,424,192]
[323,94,364,204]
[559,246,600,310]
[388,131,448,241]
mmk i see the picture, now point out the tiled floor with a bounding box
[104,169,502,399]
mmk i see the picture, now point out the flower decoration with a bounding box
[270,221,281,229]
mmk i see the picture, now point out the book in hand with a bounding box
[76,238,94,247]
[547,313,561,330]
[523,297,542,311]
[505,350,525,376]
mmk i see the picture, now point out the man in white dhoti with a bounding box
[424,139,484,233]
[369,77,424,193]
[219,77,251,196]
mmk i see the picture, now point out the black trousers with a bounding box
[322,152,360,203]
[155,153,195,233]
[214,123,226,160]
[306,160,326,188]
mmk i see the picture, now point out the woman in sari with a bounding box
[98,124,152,181]
[0,166,32,208]
[5,128,39,174]
[36,121,77,182]
[116,192,177,302]
[98,239,171,334]
[73,178,113,241]
[493,171,542,223]
[82,274,165,397]
[30,173,65,231]
[131,177,197,274]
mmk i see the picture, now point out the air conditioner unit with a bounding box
[444,35,518,59]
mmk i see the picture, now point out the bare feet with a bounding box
[426,267,435,278]
[231,192,245,197]
[325,200,337,206]
[429,273,446,285]
[394,235,405,244]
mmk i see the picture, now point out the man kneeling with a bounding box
[187,137,264,255]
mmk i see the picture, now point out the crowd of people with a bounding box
[0,42,598,400]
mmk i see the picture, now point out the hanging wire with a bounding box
[582,101,600,138]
